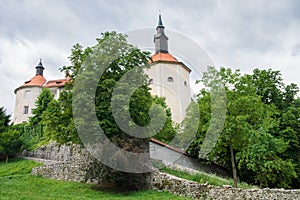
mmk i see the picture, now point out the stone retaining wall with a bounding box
[22,142,84,162]
[23,143,300,200]
[152,171,300,200]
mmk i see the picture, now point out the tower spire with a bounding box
[35,59,45,76]
[158,14,163,27]
[154,14,168,53]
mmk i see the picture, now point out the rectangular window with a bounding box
[24,106,29,114]
[25,90,31,99]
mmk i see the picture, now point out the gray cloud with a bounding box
[0,0,300,116]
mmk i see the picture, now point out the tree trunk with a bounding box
[229,141,238,188]
[5,154,8,164]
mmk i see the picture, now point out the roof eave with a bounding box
[149,60,192,73]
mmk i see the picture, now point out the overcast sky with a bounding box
[1,0,300,116]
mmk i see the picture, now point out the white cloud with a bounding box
[0,36,70,115]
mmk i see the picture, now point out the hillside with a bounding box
[0,158,192,200]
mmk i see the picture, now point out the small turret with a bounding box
[35,59,45,76]
[154,15,169,53]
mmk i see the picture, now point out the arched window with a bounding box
[184,81,187,87]
[149,79,154,84]
[167,77,174,82]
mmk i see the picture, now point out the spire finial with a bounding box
[158,14,163,27]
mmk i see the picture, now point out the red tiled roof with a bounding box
[45,78,69,88]
[149,53,191,73]
[23,75,46,87]
[150,138,190,156]
[15,75,70,94]
[150,53,179,63]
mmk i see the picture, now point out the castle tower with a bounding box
[13,60,47,124]
[13,60,69,124]
[146,15,192,123]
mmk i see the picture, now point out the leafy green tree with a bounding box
[60,44,92,80]
[59,31,175,190]
[30,88,54,126]
[0,129,23,163]
[25,31,176,189]
[152,96,177,143]
[0,107,10,133]
[11,123,41,151]
[237,129,296,188]
[251,68,284,107]
[0,108,23,163]
[58,32,176,144]
[187,67,297,188]
[251,68,300,188]
[41,90,79,144]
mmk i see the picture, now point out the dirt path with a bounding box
[20,156,60,165]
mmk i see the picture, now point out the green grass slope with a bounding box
[0,158,192,200]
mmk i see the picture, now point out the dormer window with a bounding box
[167,77,174,82]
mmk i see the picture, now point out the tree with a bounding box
[0,107,23,163]
[251,68,284,107]
[59,31,176,144]
[251,68,300,188]
[187,67,297,188]
[237,129,296,188]
[0,129,23,163]
[0,107,10,133]
[59,31,174,190]
[30,88,54,126]
[40,90,79,144]
[152,97,177,143]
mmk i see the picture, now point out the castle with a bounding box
[13,60,69,124]
[13,15,191,124]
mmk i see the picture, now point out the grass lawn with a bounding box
[0,158,192,200]
[160,167,255,189]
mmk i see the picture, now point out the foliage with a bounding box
[237,129,296,188]
[186,66,298,188]
[0,107,10,133]
[37,31,176,145]
[68,32,155,190]
[0,129,23,163]
[57,31,179,190]
[40,90,80,144]
[250,68,300,188]
[18,31,178,191]
[152,97,177,143]
[10,123,44,151]
[0,107,23,163]
[30,88,54,126]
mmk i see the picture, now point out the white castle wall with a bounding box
[145,62,191,123]
[13,86,43,124]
